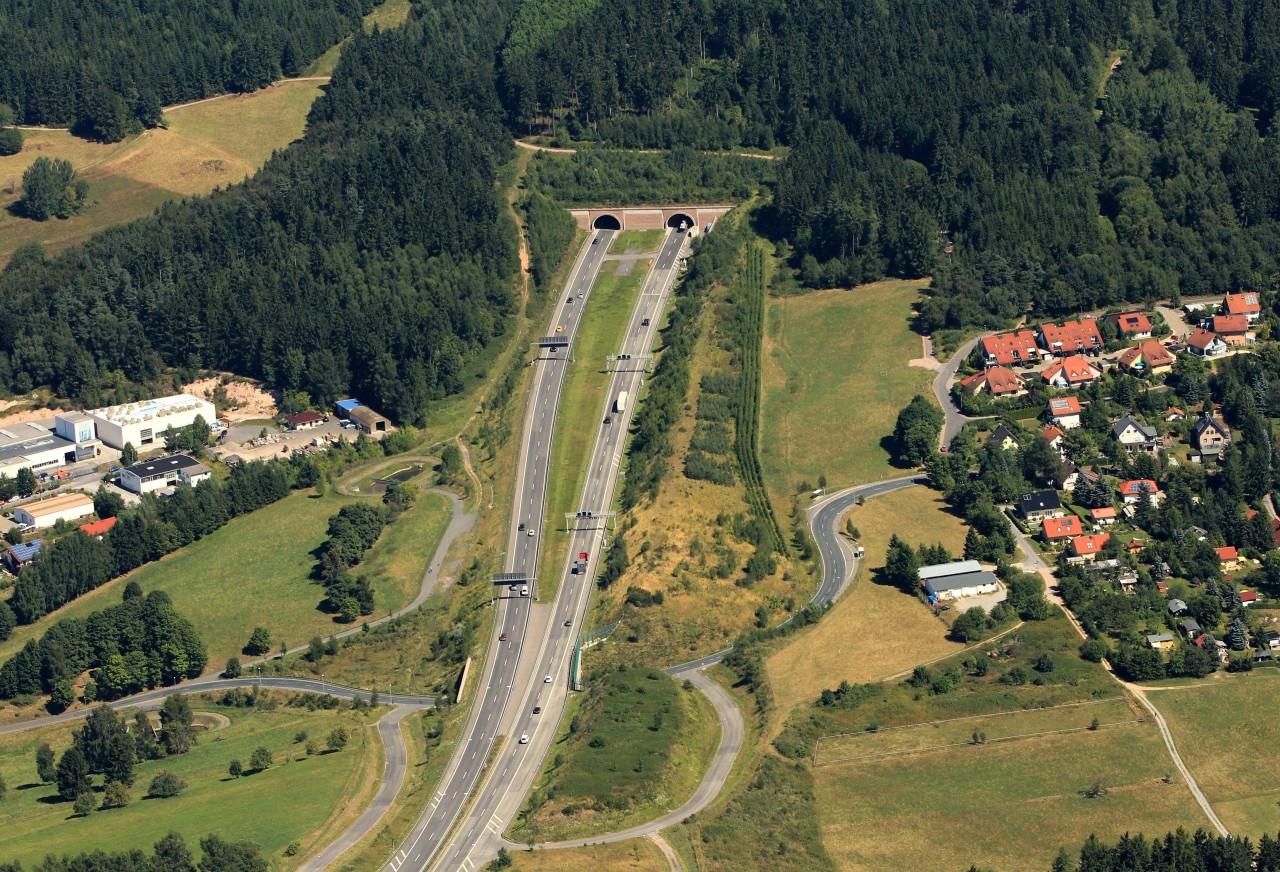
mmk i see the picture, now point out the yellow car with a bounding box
[555,324,564,333]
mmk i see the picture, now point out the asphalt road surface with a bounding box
[384,228,645,872]
[933,335,983,449]
[415,229,688,872]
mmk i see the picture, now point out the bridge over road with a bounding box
[569,205,732,232]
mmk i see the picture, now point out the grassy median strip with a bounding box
[535,262,649,601]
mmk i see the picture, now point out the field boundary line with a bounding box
[813,695,1126,745]
[814,717,1144,767]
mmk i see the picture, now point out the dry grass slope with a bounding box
[767,487,969,714]
[0,80,322,265]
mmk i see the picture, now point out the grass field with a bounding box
[0,81,322,265]
[0,482,451,673]
[509,839,666,871]
[814,720,1208,872]
[761,280,933,495]
[0,698,381,867]
[813,696,1135,765]
[535,260,648,601]
[1155,670,1280,837]
[511,667,718,841]
[306,0,412,76]
[607,230,665,255]
[766,487,969,713]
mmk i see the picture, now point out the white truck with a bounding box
[615,391,628,413]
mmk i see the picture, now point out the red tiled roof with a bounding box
[1040,318,1103,352]
[1186,329,1222,350]
[1246,509,1259,520]
[981,331,1040,366]
[1223,292,1261,315]
[79,517,117,537]
[1215,546,1238,562]
[1119,479,1160,496]
[1165,406,1184,417]
[1070,533,1110,556]
[1040,425,1066,444]
[1042,516,1083,540]
[1043,355,1101,386]
[1241,591,1258,603]
[286,411,323,426]
[1118,340,1175,370]
[1090,507,1117,519]
[983,366,1025,395]
[1112,313,1153,335]
[1048,396,1081,416]
[1211,314,1249,334]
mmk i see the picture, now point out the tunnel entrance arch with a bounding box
[666,212,695,230]
[592,213,622,230]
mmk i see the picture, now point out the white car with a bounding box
[527,528,535,537]
[543,675,552,683]
[519,734,529,744]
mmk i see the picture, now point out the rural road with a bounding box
[932,335,983,448]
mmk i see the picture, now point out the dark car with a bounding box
[499,633,507,641]
[518,522,526,531]
[603,415,612,424]
[533,706,542,714]
[642,318,651,326]
[592,238,599,245]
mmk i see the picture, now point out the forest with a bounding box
[0,0,372,128]
[0,0,520,424]
[501,0,1280,325]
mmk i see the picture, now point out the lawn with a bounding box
[607,229,665,255]
[306,0,412,76]
[535,259,649,601]
[761,280,933,495]
[766,486,969,714]
[510,667,718,841]
[509,839,666,871]
[814,720,1209,872]
[0,81,322,266]
[0,484,452,672]
[1155,669,1280,837]
[0,698,381,867]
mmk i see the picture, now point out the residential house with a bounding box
[1047,396,1082,429]
[1069,533,1110,562]
[1164,406,1185,421]
[1042,515,1084,544]
[1240,590,1258,607]
[1178,618,1203,638]
[1053,462,1084,492]
[1186,329,1229,358]
[1191,414,1230,460]
[2,539,43,573]
[1215,546,1240,572]
[1168,599,1188,616]
[981,331,1041,366]
[1040,424,1067,454]
[1210,314,1251,342]
[988,424,1021,451]
[79,517,117,538]
[1117,341,1175,376]
[1222,292,1261,323]
[1039,318,1104,356]
[1042,355,1103,388]
[1146,633,1176,652]
[960,366,1028,398]
[1266,630,1280,651]
[1018,490,1065,522]
[1111,415,1160,452]
[1118,479,1163,506]
[1106,311,1154,338]
[1090,506,1118,527]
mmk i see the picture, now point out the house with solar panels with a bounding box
[3,539,43,572]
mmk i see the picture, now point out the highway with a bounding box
[384,227,663,872]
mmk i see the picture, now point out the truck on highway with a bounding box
[614,391,628,413]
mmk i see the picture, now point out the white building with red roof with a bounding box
[1222,292,1261,323]
[1039,318,1103,356]
[959,366,1028,398]
[980,330,1041,366]
[1047,395,1082,429]
[1042,355,1102,388]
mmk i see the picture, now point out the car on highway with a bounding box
[555,324,564,333]
[499,633,507,641]
[642,317,650,326]
[521,586,529,596]
[603,415,612,424]
[566,296,573,304]
[519,734,529,744]
[564,619,572,627]
[527,528,535,537]
[518,522,525,531]
[543,675,552,683]
[533,706,542,714]
[592,238,599,245]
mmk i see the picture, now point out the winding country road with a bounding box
[932,335,985,448]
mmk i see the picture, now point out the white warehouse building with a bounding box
[0,413,101,479]
[87,394,216,450]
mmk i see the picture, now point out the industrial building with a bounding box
[118,454,213,494]
[0,412,101,479]
[349,405,388,434]
[87,394,216,450]
[919,560,1001,602]
[14,491,96,529]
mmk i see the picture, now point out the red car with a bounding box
[499,633,508,642]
